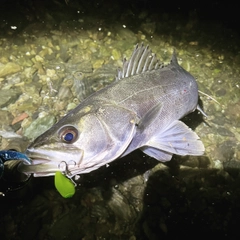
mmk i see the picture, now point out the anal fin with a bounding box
[140,146,173,162]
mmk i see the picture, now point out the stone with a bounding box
[0,62,22,78]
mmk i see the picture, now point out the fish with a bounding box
[19,44,205,178]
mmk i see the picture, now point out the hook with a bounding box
[58,161,72,177]
[58,160,79,178]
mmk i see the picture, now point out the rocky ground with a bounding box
[0,0,240,239]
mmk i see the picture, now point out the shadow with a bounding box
[181,98,206,130]
[0,150,159,239]
[135,164,240,239]
[0,148,157,200]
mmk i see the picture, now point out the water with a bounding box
[0,0,240,239]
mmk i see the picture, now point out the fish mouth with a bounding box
[18,147,84,177]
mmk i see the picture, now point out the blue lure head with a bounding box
[0,150,31,178]
[0,150,32,196]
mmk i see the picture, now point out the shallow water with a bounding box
[0,0,240,239]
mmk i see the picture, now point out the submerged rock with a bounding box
[23,115,56,140]
[0,62,22,78]
[0,89,21,108]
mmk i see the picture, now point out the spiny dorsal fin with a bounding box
[116,43,164,80]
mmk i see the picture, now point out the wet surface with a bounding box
[0,0,240,239]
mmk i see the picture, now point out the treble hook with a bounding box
[58,160,78,178]
[57,160,79,188]
[58,161,71,177]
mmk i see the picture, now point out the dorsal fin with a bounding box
[117,43,164,80]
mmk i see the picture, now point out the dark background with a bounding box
[0,0,239,34]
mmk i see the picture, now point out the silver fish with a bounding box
[19,44,205,177]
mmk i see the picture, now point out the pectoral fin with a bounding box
[138,101,163,130]
[120,102,163,158]
[95,104,138,164]
[141,120,205,161]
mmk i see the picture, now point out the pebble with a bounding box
[57,86,73,100]
[35,55,44,62]
[0,89,21,108]
[93,59,105,69]
[0,110,13,128]
[11,112,29,125]
[0,62,22,78]
[23,115,56,140]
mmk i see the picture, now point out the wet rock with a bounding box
[66,61,93,74]
[0,62,22,78]
[1,137,29,152]
[217,127,235,137]
[72,77,91,101]
[90,63,116,91]
[0,88,21,108]
[181,156,211,168]
[215,88,227,97]
[6,73,22,87]
[108,187,136,220]
[216,140,236,162]
[115,25,138,42]
[141,22,156,35]
[57,86,73,100]
[93,59,105,69]
[211,111,226,125]
[0,110,14,128]
[111,48,121,60]
[23,114,56,140]
[223,160,240,171]
[225,100,240,127]
[236,145,240,160]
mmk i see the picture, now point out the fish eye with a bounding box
[58,125,79,144]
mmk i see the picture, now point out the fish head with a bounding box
[170,51,200,115]
[22,103,136,177]
[184,74,199,113]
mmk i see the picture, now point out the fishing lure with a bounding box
[54,171,76,198]
[0,150,31,196]
[0,150,76,197]
[0,150,31,178]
